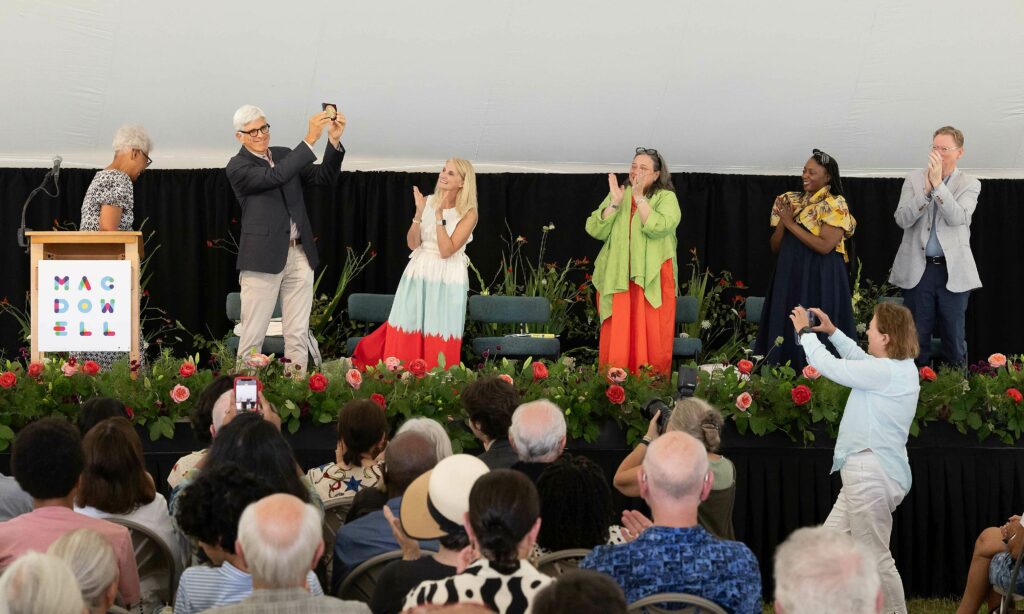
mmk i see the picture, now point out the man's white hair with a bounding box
[397,417,453,461]
[238,494,322,588]
[48,529,118,611]
[774,526,881,614]
[112,124,152,153]
[642,431,707,500]
[509,399,566,463]
[233,105,266,131]
[0,551,86,614]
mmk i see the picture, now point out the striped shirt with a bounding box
[174,561,323,614]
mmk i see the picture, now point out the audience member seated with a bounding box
[307,400,387,507]
[0,418,140,607]
[509,400,567,482]
[333,431,439,592]
[0,472,32,522]
[48,529,122,614]
[535,454,623,554]
[174,463,324,613]
[461,376,520,469]
[957,513,1024,614]
[76,396,131,436]
[774,526,882,614]
[614,397,737,539]
[75,417,184,566]
[397,417,454,462]
[170,413,317,517]
[204,493,370,613]
[0,551,86,614]
[404,469,553,614]
[168,375,234,488]
[371,454,489,614]
[532,569,628,614]
[581,431,760,613]
[345,487,390,524]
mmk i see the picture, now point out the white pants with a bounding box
[237,246,314,374]
[824,450,907,614]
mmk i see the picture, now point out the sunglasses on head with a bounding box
[812,149,832,165]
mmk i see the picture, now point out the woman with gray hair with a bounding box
[396,417,453,462]
[0,551,86,614]
[76,124,152,369]
[47,529,123,614]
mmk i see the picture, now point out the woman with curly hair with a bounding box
[535,454,621,553]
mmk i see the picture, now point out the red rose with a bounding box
[409,358,428,378]
[605,384,626,405]
[179,362,196,378]
[370,393,386,409]
[27,362,44,378]
[498,374,514,386]
[919,366,937,382]
[790,384,812,406]
[0,371,16,389]
[309,373,329,393]
[735,280,746,289]
[81,360,101,376]
[1007,388,1023,404]
[124,406,134,419]
[532,362,549,381]
[737,360,753,375]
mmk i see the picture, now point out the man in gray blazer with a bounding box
[226,105,346,374]
[889,126,981,367]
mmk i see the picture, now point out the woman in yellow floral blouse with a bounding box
[754,149,857,369]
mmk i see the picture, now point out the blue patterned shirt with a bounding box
[580,525,761,614]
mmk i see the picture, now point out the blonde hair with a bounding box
[48,529,118,611]
[446,157,478,217]
[667,397,723,453]
[934,125,964,148]
[873,302,919,360]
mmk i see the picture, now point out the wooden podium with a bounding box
[27,231,144,368]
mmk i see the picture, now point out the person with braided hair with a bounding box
[403,469,553,614]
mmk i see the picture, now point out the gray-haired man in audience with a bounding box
[509,399,567,483]
[206,493,368,613]
[774,525,882,614]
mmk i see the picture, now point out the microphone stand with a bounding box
[17,168,60,252]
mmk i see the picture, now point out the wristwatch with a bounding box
[798,326,814,337]
[437,219,447,226]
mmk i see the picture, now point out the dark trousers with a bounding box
[902,262,970,367]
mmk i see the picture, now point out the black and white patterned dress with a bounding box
[75,170,139,370]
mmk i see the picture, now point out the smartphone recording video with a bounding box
[234,376,259,412]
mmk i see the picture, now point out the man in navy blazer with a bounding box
[889,126,981,367]
[226,104,346,374]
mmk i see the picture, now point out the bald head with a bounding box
[210,389,281,437]
[509,399,567,462]
[237,493,322,588]
[384,431,438,498]
[642,431,708,501]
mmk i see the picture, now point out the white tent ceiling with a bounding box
[2,0,1023,176]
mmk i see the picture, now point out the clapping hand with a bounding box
[413,186,427,216]
[926,150,943,192]
[620,509,653,543]
[607,173,625,207]
[773,195,795,227]
[382,505,422,561]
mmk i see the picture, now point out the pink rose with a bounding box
[244,353,271,369]
[989,353,1008,369]
[62,362,79,377]
[384,357,402,372]
[346,368,363,390]
[498,374,514,386]
[607,367,627,384]
[802,365,821,380]
[735,392,753,411]
[170,384,190,404]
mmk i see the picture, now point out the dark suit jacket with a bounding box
[226,141,345,274]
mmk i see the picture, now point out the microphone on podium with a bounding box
[17,155,63,250]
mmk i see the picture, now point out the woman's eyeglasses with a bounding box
[635,147,659,157]
[134,149,152,167]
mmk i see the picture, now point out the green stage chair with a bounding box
[225,292,285,357]
[673,295,703,360]
[469,295,560,360]
[744,296,764,323]
[344,293,395,355]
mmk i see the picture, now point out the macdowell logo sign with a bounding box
[38,260,132,352]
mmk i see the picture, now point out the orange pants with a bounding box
[598,259,675,376]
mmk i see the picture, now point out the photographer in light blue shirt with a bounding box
[791,302,920,614]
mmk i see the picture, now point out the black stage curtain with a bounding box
[2,421,1019,599]
[2,167,1023,359]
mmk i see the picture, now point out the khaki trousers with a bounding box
[237,246,314,374]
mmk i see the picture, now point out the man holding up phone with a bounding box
[226,104,347,376]
[889,126,981,367]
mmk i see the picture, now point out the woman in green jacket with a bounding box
[585,147,680,376]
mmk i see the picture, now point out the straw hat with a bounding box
[400,454,489,540]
